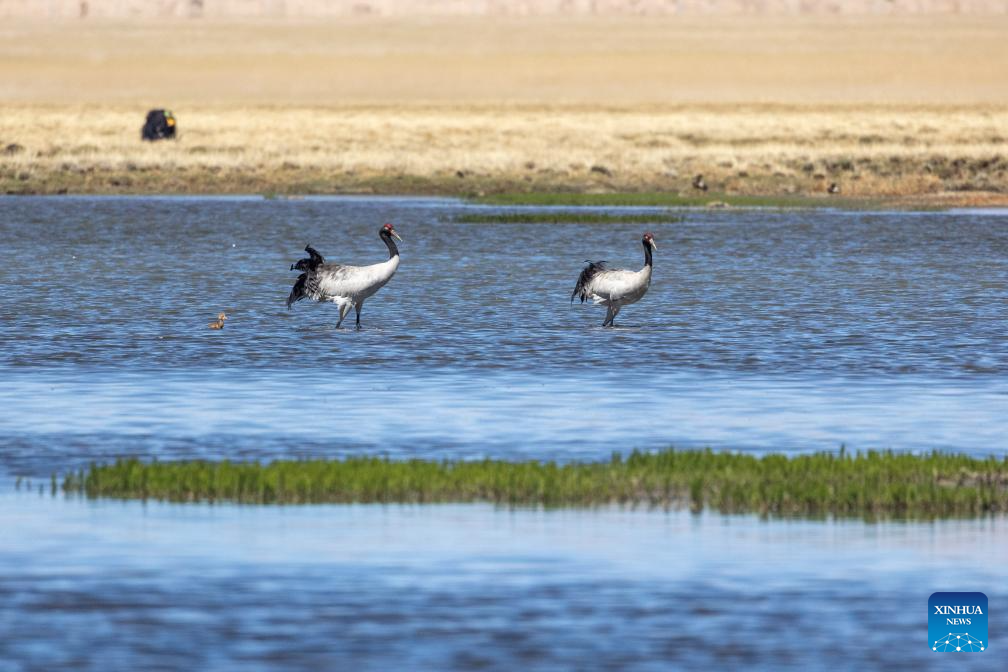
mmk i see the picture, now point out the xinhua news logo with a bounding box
[929,592,988,653]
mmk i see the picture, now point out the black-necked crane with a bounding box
[286,223,403,329]
[571,232,656,327]
[692,174,708,192]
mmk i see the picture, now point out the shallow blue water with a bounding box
[1,492,1005,671]
[1,196,1006,474]
[0,196,1006,670]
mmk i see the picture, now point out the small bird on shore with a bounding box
[692,174,708,192]
[571,233,657,327]
[208,312,227,329]
[827,182,840,194]
[287,223,403,329]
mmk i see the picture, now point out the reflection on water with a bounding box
[1,492,1005,671]
[0,197,1005,669]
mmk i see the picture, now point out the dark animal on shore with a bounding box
[287,224,403,329]
[692,174,708,191]
[827,182,840,194]
[142,109,177,141]
[571,233,656,327]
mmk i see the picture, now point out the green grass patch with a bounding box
[471,191,877,209]
[62,449,1008,519]
[455,211,682,224]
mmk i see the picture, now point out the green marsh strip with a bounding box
[455,211,681,224]
[472,192,876,209]
[63,450,1008,519]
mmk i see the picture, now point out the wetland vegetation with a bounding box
[455,210,683,224]
[468,192,874,209]
[63,450,1008,519]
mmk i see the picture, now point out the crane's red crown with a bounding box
[383,223,394,231]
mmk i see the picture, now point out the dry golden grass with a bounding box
[2,17,1006,201]
[2,103,1006,201]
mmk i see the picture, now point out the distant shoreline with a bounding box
[3,16,1005,206]
[5,191,1006,212]
[3,103,1005,208]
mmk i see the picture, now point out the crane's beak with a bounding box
[649,239,658,250]
[391,230,403,242]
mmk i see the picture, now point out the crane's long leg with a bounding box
[354,301,364,330]
[603,305,621,327]
[336,301,352,328]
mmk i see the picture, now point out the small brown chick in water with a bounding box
[208,312,227,329]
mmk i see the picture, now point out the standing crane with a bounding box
[287,223,403,329]
[571,233,656,327]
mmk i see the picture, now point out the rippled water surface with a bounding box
[2,197,1007,471]
[1,493,1005,671]
[1,196,1006,670]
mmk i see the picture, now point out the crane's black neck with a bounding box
[380,231,399,259]
[642,239,653,267]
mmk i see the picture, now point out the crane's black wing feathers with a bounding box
[571,260,607,304]
[287,244,327,308]
[287,272,324,309]
[287,273,308,309]
[305,245,325,267]
[290,244,326,272]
